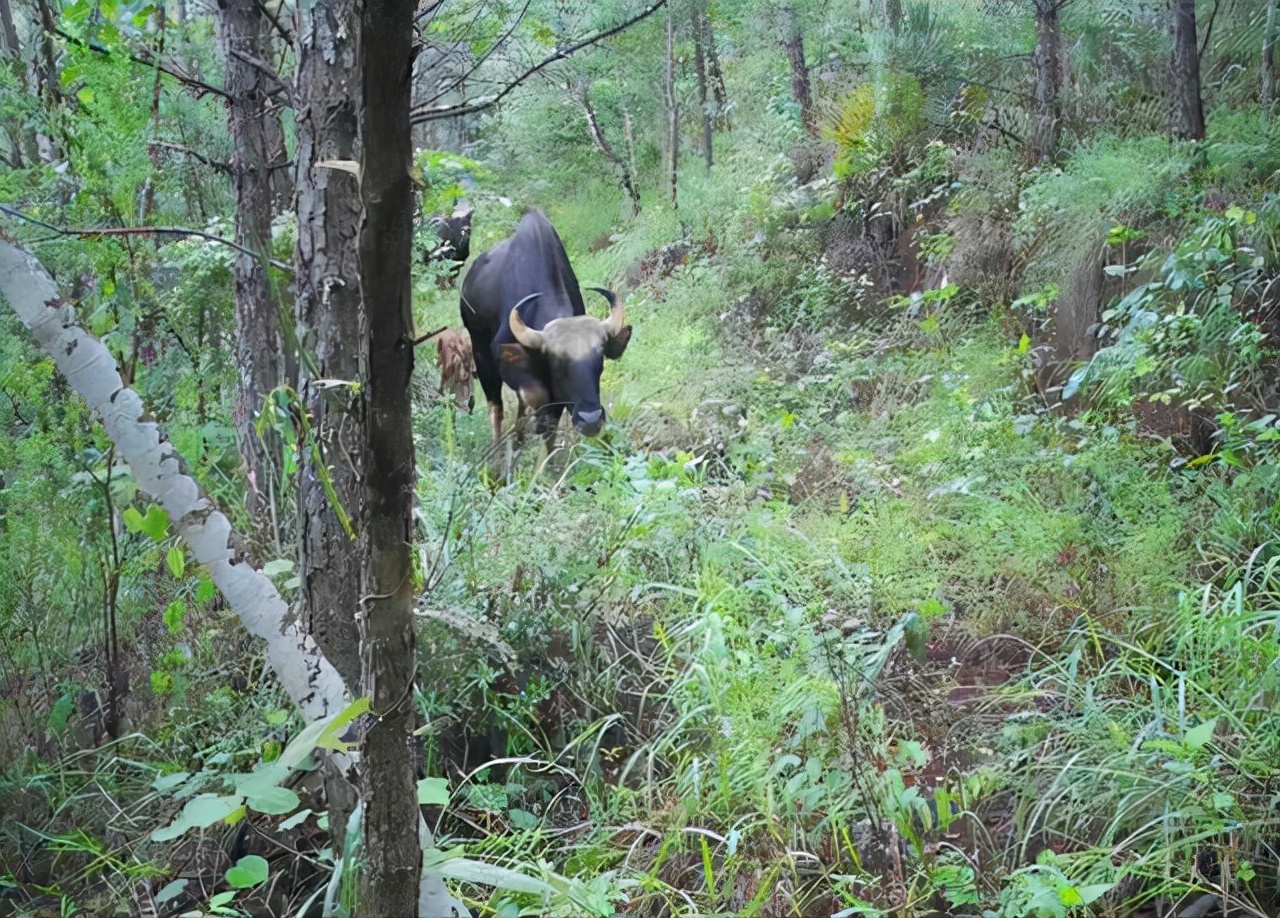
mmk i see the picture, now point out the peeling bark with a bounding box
[295,0,364,696]
[358,0,423,911]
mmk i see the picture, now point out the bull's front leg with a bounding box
[488,400,503,445]
[514,394,528,447]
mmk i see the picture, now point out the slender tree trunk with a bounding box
[215,0,292,547]
[0,0,32,168]
[691,1,713,170]
[1263,0,1278,105]
[665,13,679,208]
[885,0,902,33]
[0,0,18,58]
[1170,0,1205,140]
[33,0,60,110]
[358,0,421,912]
[1030,0,1063,161]
[294,0,364,855]
[779,5,813,134]
[698,6,728,127]
[581,82,641,212]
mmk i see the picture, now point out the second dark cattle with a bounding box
[424,208,472,285]
[460,209,631,447]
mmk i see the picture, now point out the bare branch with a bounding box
[0,206,292,274]
[418,0,533,108]
[255,0,294,45]
[231,46,294,106]
[411,0,669,124]
[150,140,233,174]
[55,27,231,101]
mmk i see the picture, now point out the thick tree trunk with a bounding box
[665,13,679,208]
[692,1,713,170]
[779,6,813,134]
[358,0,421,912]
[294,0,364,857]
[295,0,364,699]
[581,82,641,212]
[1030,0,1063,161]
[215,0,292,547]
[1170,0,1205,140]
[1263,0,1278,106]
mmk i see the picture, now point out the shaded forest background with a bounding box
[2,0,1280,916]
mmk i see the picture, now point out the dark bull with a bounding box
[460,209,632,447]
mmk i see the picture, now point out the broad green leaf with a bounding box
[423,853,556,895]
[141,505,169,542]
[225,855,269,889]
[1077,883,1115,904]
[245,786,300,816]
[180,793,244,830]
[155,879,188,903]
[1184,717,1217,750]
[163,600,186,634]
[508,808,538,830]
[278,697,370,770]
[76,87,95,106]
[277,809,313,832]
[122,507,145,533]
[417,777,450,806]
[48,693,74,732]
[261,558,294,578]
[167,546,185,578]
[196,574,217,603]
[152,771,190,794]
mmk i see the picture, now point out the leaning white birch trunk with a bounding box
[0,238,465,916]
[0,239,346,718]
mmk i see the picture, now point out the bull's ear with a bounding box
[603,325,632,360]
[499,344,531,368]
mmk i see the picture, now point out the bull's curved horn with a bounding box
[508,293,544,350]
[590,287,625,336]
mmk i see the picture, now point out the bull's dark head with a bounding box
[501,288,631,437]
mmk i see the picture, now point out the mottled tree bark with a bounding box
[295,0,364,703]
[215,0,293,546]
[1030,0,1063,161]
[294,0,364,857]
[1170,0,1205,140]
[698,5,728,126]
[779,5,813,134]
[358,0,421,912]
